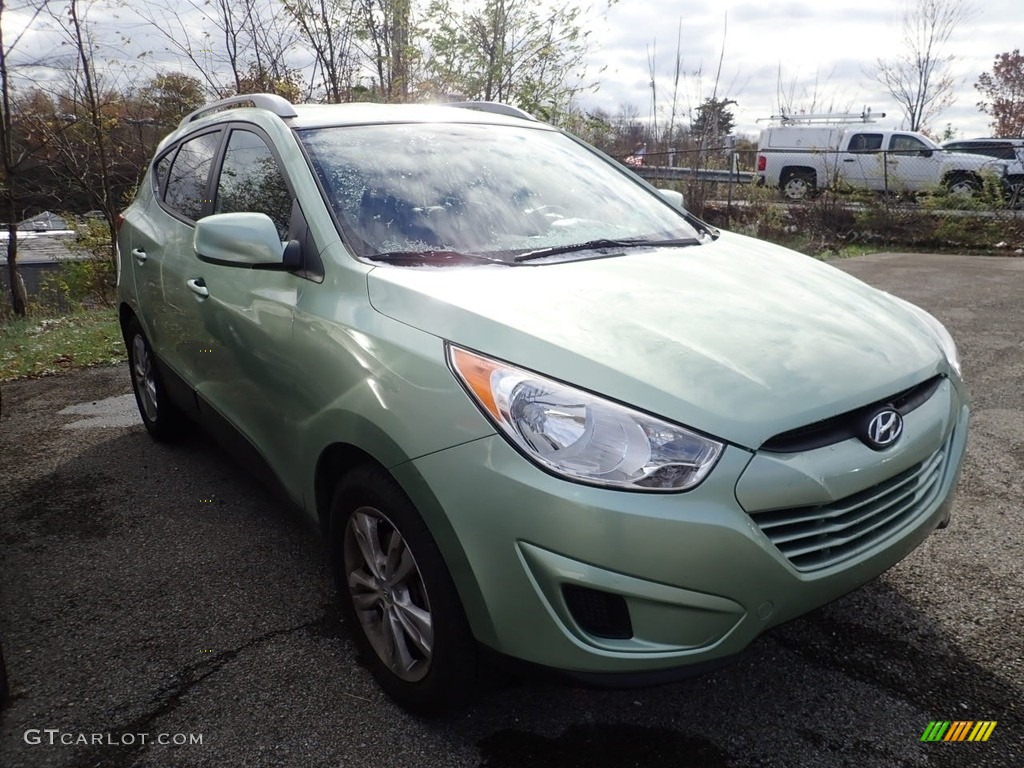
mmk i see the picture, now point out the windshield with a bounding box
[299,122,704,264]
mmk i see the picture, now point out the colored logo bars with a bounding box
[920,721,998,742]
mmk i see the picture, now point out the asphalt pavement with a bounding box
[0,252,1021,768]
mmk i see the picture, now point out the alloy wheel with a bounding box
[344,506,433,682]
[131,334,158,423]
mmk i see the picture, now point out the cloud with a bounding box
[582,0,1022,138]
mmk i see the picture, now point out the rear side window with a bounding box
[848,134,883,153]
[214,129,292,239]
[163,131,222,222]
[153,153,172,197]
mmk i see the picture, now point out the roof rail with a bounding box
[759,109,885,125]
[445,101,537,121]
[178,93,298,129]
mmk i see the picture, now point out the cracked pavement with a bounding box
[0,252,1021,767]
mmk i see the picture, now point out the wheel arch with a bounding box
[315,438,498,647]
[118,301,138,335]
[780,165,817,182]
[942,169,981,186]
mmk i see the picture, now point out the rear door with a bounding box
[836,132,887,191]
[133,128,224,391]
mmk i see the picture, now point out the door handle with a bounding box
[132,248,147,263]
[187,278,209,298]
[842,158,855,163]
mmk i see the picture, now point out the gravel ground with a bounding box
[0,252,1021,768]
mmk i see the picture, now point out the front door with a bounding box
[190,126,301,471]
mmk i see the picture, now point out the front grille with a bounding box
[748,444,948,572]
[761,376,943,453]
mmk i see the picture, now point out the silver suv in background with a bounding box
[941,138,1024,206]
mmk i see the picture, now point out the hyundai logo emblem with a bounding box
[862,408,904,450]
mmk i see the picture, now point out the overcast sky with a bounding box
[2,0,1020,140]
[581,0,1022,138]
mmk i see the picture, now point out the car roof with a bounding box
[176,94,543,132]
[943,137,1024,145]
[287,102,542,130]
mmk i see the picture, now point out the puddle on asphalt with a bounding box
[58,393,138,429]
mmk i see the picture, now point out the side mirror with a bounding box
[194,212,299,270]
[658,188,685,210]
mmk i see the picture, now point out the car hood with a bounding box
[366,233,948,448]
[942,150,1009,172]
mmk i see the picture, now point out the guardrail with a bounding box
[633,166,754,184]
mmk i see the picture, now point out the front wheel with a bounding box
[1004,175,1024,209]
[330,464,478,715]
[945,173,981,197]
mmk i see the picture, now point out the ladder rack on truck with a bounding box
[758,109,885,125]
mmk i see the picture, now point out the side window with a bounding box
[214,129,292,240]
[163,131,222,222]
[848,133,883,153]
[890,134,930,155]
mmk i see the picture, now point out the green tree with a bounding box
[233,62,306,103]
[691,97,736,143]
[424,0,590,115]
[976,50,1024,137]
[140,72,206,126]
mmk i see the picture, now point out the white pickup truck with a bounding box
[756,123,1009,200]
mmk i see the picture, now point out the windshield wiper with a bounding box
[369,250,507,265]
[513,237,700,263]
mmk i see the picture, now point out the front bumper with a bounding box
[397,379,969,675]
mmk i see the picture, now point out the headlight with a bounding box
[447,345,723,491]
[889,296,962,377]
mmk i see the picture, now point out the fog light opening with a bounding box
[562,584,633,639]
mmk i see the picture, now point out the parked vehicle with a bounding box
[117,94,969,714]
[941,138,1024,206]
[756,113,1009,200]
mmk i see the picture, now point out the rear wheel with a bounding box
[124,317,186,441]
[330,464,478,715]
[780,170,816,200]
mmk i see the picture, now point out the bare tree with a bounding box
[1,0,48,315]
[284,0,358,102]
[44,0,119,263]
[774,64,844,118]
[871,0,973,132]
[134,0,301,99]
[350,0,414,101]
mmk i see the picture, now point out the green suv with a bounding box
[117,94,969,714]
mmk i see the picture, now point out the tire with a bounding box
[329,464,478,715]
[123,316,187,441]
[780,170,815,200]
[1005,175,1024,209]
[945,173,981,197]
